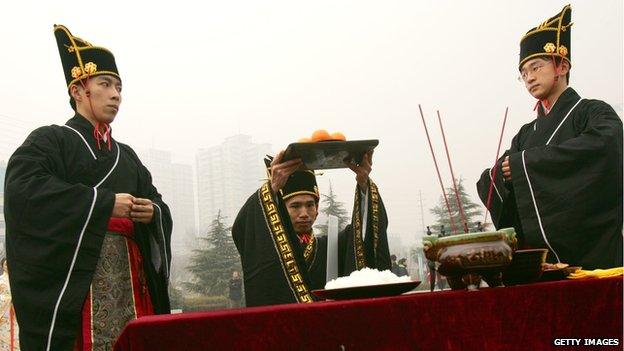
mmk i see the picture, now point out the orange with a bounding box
[298,137,311,143]
[330,132,346,141]
[310,129,331,142]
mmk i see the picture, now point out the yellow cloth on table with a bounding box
[567,267,623,279]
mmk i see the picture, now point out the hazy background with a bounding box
[1,0,622,250]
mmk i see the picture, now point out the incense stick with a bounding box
[419,104,457,234]
[437,110,468,233]
[484,107,509,225]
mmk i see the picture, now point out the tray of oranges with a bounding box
[282,130,378,170]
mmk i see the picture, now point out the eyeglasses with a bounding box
[517,62,549,82]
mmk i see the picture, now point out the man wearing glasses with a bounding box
[476,5,622,269]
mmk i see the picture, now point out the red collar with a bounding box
[297,233,312,245]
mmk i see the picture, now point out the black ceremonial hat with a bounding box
[54,24,121,88]
[519,5,572,70]
[281,171,319,201]
[264,156,319,201]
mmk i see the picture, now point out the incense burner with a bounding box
[422,228,517,290]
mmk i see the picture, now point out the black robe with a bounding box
[232,181,390,307]
[3,114,172,351]
[477,88,623,269]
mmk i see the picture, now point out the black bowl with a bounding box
[502,249,548,286]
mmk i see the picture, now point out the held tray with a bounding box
[282,139,379,170]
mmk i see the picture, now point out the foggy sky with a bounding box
[1,0,622,245]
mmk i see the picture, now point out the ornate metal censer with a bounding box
[422,228,518,290]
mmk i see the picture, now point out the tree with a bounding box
[183,211,241,296]
[168,283,185,310]
[429,178,483,235]
[314,182,350,236]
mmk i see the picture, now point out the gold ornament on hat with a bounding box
[558,45,568,56]
[71,66,83,79]
[543,43,556,53]
[84,62,97,74]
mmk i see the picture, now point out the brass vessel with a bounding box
[423,228,518,290]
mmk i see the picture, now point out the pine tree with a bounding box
[168,283,185,310]
[429,178,483,235]
[314,182,350,236]
[183,211,241,296]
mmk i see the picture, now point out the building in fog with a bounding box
[196,135,271,232]
[388,233,406,259]
[137,149,196,256]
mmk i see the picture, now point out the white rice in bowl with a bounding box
[325,267,411,289]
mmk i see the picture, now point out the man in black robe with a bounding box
[477,5,622,269]
[232,150,391,307]
[3,25,172,350]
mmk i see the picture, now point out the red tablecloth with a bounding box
[115,277,623,351]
